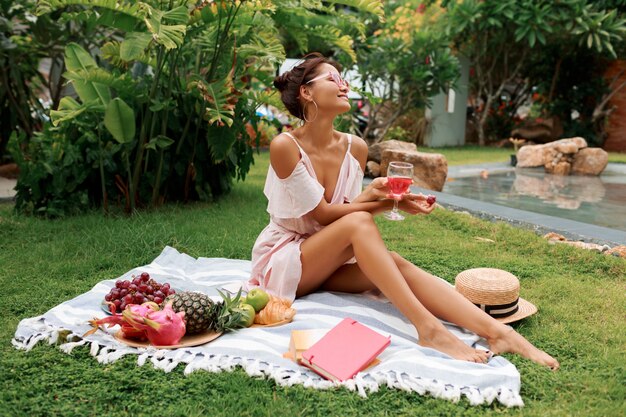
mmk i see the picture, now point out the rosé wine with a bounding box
[388,176,413,197]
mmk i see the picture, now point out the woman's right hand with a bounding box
[365,177,391,201]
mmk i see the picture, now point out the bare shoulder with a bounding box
[348,134,368,171]
[269,133,301,179]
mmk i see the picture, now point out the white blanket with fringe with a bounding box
[12,246,523,407]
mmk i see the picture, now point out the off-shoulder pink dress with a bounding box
[246,132,364,302]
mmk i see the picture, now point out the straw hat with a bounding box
[454,268,537,324]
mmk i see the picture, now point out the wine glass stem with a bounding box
[393,199,399,214]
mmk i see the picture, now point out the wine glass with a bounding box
[384,161,414,221]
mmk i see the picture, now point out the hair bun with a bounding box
[273,73,290,91]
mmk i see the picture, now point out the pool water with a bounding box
[443,167,626,232]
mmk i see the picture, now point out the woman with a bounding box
[248,53,558,369]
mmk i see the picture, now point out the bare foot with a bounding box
[488,327,559,370]
[418,323,490,364]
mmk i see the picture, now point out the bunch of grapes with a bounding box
[104,272,175,312]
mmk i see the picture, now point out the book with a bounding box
[285,329,328,362]
[282,329,382,369]
[300,318,391,382]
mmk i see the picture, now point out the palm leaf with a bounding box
[64,43,111,106]
[206,124,237,163]
[120,32,153,61]
[104,98,136,144]
[141,5,187,50]
[239,33,286,65]
[328,0,384,20]
[36,0,143,19]
[50,96,87,126]
[162,5,190,25]
[63,68,134,92]
[102,41,156,68]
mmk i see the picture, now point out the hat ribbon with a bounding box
[475,298,519,318]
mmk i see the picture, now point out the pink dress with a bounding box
[247,132,364,302]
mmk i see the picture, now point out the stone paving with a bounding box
[0,177,16,201]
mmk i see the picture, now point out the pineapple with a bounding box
[165,290,244,334]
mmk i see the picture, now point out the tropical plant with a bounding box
[438,0,626,145]
[0,0,48,162]
[354,0,459,143]
[14,0,383,216]
[0,0,105,163]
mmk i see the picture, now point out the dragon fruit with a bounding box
[86,302,185,346]
[85,305,148,341]
[134,303,186,346]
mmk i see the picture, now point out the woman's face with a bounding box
[303,63,351,117]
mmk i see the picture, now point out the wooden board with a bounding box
[114,330,222,349]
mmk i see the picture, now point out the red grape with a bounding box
[104,275,174,310]
[426,195,436,206]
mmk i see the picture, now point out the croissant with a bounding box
[254,297,296,325]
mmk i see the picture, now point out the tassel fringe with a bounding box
[12,324,523,407]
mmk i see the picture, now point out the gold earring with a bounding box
[303,100,318,123]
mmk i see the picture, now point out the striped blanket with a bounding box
[12,246,523,407]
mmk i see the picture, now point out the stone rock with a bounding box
[553,142,579,154]
[547,161,572,176]
[543,232,567,241]
[380,149,448,191]
[366,161,381,178]
[549,137,587,152]
[0,163,19,179]
[571,148,609,176]
[517,137,588,169]
[605,245,626,258]
[368,140,417,163]
[516,145,545,168]
[560,241,606,252]
[511,116,563,143]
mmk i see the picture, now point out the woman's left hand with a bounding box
[398,193,436,215]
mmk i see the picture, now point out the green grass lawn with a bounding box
[1,151,624,416]
[416,145,626,165]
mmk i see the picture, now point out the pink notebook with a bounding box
[301,318,391,382]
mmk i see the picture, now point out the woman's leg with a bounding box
[297,211,489,363]
[389,252,559,369]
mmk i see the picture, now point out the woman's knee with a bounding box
[389,251,410,267]
[341,211,376,232]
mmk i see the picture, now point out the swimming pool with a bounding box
[443,165,626,232]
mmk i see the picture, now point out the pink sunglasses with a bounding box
[306,71,350,90]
